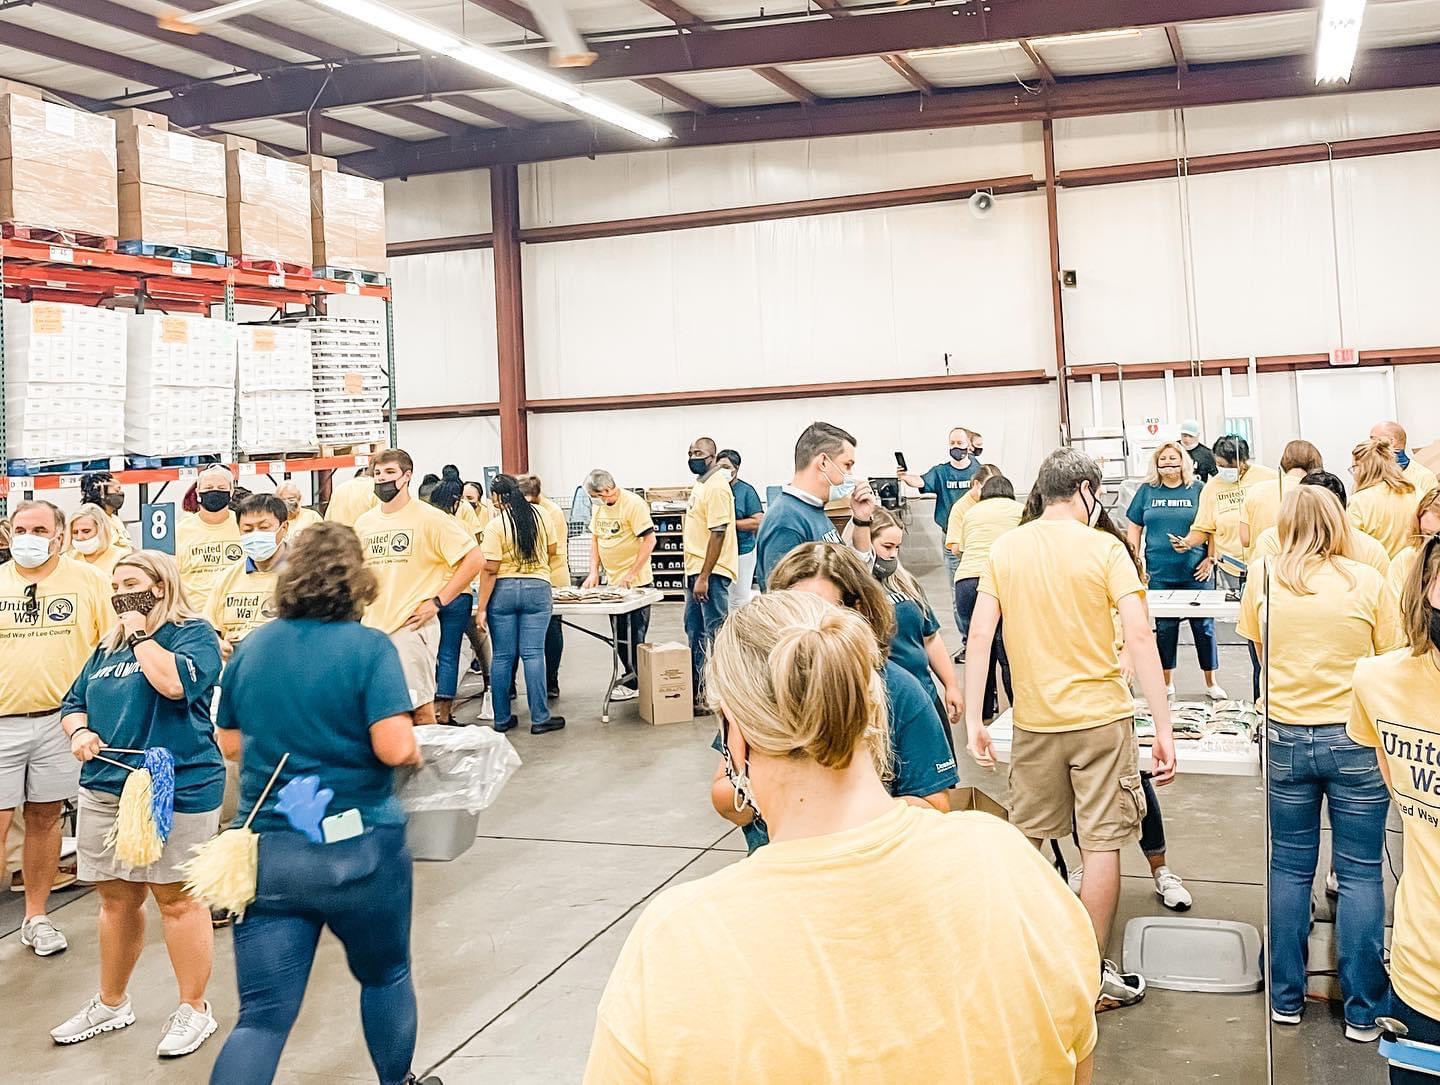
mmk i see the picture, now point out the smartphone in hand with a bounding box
[894,451,908,473]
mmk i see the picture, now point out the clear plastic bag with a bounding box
[396,727,521,815]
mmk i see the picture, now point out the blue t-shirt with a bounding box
[63,620,225,813]
[755,489,843,590]
[714,660,958,852]
[921,459,981,529]
[1125,481,1206,588]
[886,589,942,703]
[731,479,764,556]
[216,617,415,835]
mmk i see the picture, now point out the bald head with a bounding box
[198,466,233,492]
[693,437,716,456]
[1370,421,1407,451]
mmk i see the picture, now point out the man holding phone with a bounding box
[899,428,983,625]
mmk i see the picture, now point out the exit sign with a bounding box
[1330,346,1359,366]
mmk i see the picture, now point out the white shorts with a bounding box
[0,711,79,810]
[391,617,441,709]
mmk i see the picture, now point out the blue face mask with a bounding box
[822,457,857,503]
[240,531,279,563]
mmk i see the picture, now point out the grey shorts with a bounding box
[77,788,220,884]
[0,711,79,810]
[390,617,440,709]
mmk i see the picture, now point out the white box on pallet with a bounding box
[233,324,316,453]
[281,315,388,446]
[124,312,236,457]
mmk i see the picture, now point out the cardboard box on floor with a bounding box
[0,84,117,237]
[947,786,1008,820]
[637,642,693,725]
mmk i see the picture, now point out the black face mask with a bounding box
[1430,610,1440,652]
[687,457,710,477]
[0,548,9,565]
[112,589,159,617]
[970,446,984,459]
[198,490,231,513]
[374,479,402,503]
[103,492,125,513]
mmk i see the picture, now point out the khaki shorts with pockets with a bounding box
[390,616,441,709]
[1008,718,1146,851]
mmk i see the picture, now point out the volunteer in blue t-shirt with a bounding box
[712,543,957,851]
[57,550,225,1057]
[899,427,982,621]
[208,523,430,1085]
[717,449,765,611]
[1124,441,1223,698]
[755,421,876,588]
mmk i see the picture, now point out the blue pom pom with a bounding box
[144,747,175,843]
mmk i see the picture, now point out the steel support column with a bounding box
[490,164,530,473]
[1042,119,1072,443]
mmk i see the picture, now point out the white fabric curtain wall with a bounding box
[388,250,500,408]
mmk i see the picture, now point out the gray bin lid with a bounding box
[1122,917,1263,993]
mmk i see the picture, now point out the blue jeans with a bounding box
[1218,567,1261,698]
[1388,990,1440,1083]
[434,592,473,700]
[489,578,553,725]
[211,826,416,1085]
[954,578,1011,718]
[1150,574,1219,673]
[684,573,731,696]
[1266,722,1390,1026]
[944,550,962,632]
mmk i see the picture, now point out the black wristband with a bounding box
[69,726,96,740]
[432,595,445,610]
[851,518,873,528]
[126,631,152,649]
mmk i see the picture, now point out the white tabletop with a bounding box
[1147,589,1241,622]
[986,710,1260,777]
[551,588,665,616]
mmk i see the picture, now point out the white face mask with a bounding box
[10,534,53,568]
[1217,467,1240,484]
[240,531,279,563]
[72,537,103,556]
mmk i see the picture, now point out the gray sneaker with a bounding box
[1096,959,1146,1013]
[156,1002,219,1058]
[20,915,67,957]
[52,995,136,1044]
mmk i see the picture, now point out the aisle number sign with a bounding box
[142,502,176,555]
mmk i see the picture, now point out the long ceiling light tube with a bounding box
[1315,0,1367,83]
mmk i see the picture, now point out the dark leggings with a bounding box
[210,827,416,1085]
[1139,771,1166,858]
[953,578,1012,718]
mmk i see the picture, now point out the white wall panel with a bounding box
[384,170,492,242]
[520,125,1043,227]
[388,250,499,407]
[523,197,1051,400]
[396,417,502,479]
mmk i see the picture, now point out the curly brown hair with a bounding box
[274,522,378,622]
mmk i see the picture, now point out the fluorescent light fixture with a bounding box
[157,0,277,34]
[1316,0,1367,83]
[906,41,1017,60]
[307,0,673,142]
[1029,28,1143,47]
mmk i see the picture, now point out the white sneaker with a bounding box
[610,685,639,702]
[52,995,135,1044]
[1164,683,1176,700]
[1066,865,1084,895]
[1272,1008,1302,1026]
[1207,683,1228,700]
[1153,866,1193,911]
[20,915,67,957]
[1345,1023,1381,1043]
[156,1002,218,1058]
[478,691,494,721]
[1097,959,1146,1012]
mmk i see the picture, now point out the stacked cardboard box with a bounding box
[283,315,389,445]
[111,108,226,252]
[125,313,237,457]
[3,300,126,463]
[236,324,317,453]
[294,154,386,273]
[210,134,311,267]
[0,81,117,238]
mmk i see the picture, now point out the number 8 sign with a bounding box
[141,502,176,555]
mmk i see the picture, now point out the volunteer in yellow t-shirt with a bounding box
[354,450,485,725]
[1236,485,1402,1037]
[274,481,323,539]
[0,500,111,957]
[1349,534,1440,1043]
[1349,438,1423,559]
[476,474,564,736]
[206,493,291,660]
[964,448,1175,1012]
[1386,488,1440,604]
[1250,470,1391,579]
[585,591,1102,1085]
[324,468,379,527]
[67,503,128,578]
[80,471,134,554]
[948,475,1023,719]
[1371,419,1439,496]
[583,469,658,700]
[1237,439,1322,552]
[683,438,738,708]
[518,475,571,701]
[176,466,244,616]
[1177,434,1279,577]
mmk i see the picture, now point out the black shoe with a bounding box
[547,685,560,700]
[531,716,566,735]
[494,716,518,733]
[404,1075,443,1085]
[468,658,484,674]
[210,908,233,929]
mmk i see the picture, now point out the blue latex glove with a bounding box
[274,775,334,844]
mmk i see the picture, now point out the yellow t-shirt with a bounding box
[204,560,280,644]
[1349,648,1440,1020]
[69,542,128,579]
[537,496,570,589]
[1238,474,1304,547]
[1237,556,1402,725]
[175,511,244,615]
[979,518,1144,732]
[479,505,553,581]
[584,804,1099,1085]
[952,497,1023,582]
[1404,458,1438,497]
[455,499,485,541]
[1349,483,1423,559]
[591,489,655,587]
[1387,546,1419,604]
[107,512,134,554]
[286,507,324,538]
[683,472,738,582]
[944,489,983,552]
[0,559,112,714]
[1252,524,1391,579]
[356,499,478,633]
[1192,465,1279,561]
[324,475,379,527]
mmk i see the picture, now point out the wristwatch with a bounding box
[432,595,444,611]
[126,630,152,650]
[851,517,873,527]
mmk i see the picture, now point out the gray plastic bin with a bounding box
[406,809,481,862]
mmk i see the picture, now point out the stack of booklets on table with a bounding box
[1133,699,1260,751]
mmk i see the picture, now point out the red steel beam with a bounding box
[1018,39,1055,85]
[0,22,189,89]
[1041,119,1071,441]
[634,78,714,115]
[753,67,819,105]
[35,0,279,72]
[1166,25,1190,75]
[491,164,530,472]
[467,0,544,35]
[435,94,536,129]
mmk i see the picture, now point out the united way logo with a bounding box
[46,598,74,623]
[224,543,244,562]
[391,532,412,554]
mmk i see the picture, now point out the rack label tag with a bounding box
[345,282,360,295]
[171,261,192,276]
[267,273,285,287]
[48,245,73,263]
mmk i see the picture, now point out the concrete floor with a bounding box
[0,515,1396,1084]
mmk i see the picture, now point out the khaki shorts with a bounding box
[0,711,79,810]
[1008,719,1146,852]
[391,617,440,709]
[77,788,220,884]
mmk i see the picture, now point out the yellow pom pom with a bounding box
[105,768,164,868]
[181,829,259,919]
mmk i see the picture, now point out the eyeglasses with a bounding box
[23,583,37,617]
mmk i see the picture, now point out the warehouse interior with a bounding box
[2,0,1440,1083]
